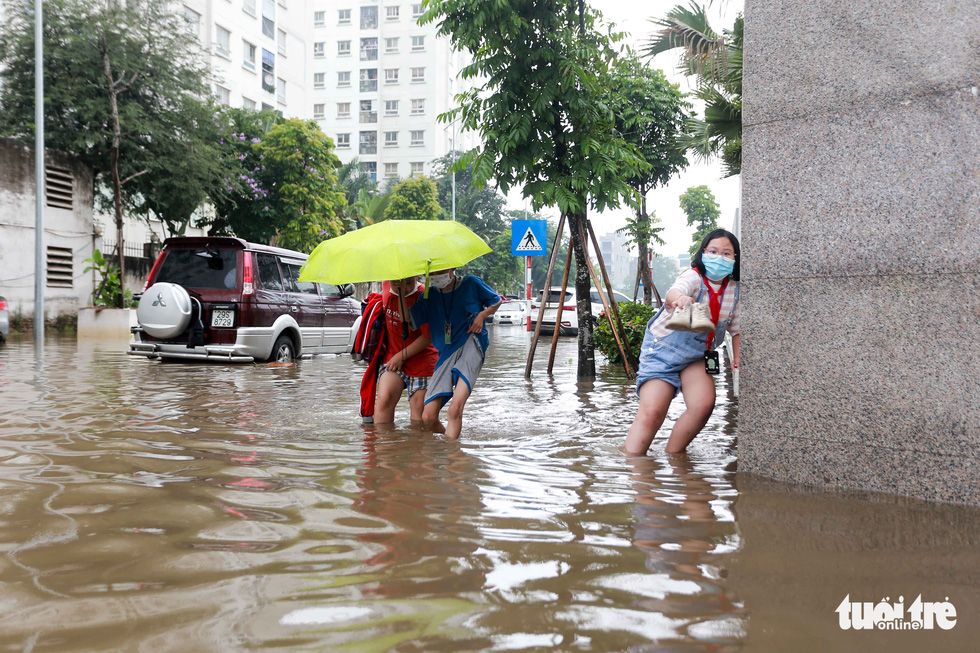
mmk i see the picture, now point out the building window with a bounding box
[384,131,398,147]
[360,37,378,61]
[384,68,399,85]
[338,8,351,24]
[243,97,256,110]
[338,71,351,87]
[385,5,399,21]
[411,67,425,83]
[313,103,325,119]
[313,72,325,89]
[243,0,257,17]
[411,98,424,115]
[364,162,377,182]
[384,100,399,116]
[337,102,351,118]
[184,7,201,38]
[359,130,377,154]
[336,133,350,149]
[337,40,350,56]
[262,0,275,38]
[216,85,231,105]
[410,129,424,146]
[360,5,378,29]
[412,3,423,18]
[262,102,274,111]
[410,161,424,175]
[313,10,325,27]
[359,68,377,93]
[411,35,425,52]
[243,41,257,70]
[277,28,287,55]
[261,49,275,93]
[385,37,399,53]
[276,77,286,104]
[384,162,398,178]
[359,99,377,123]
[46,246,73,288]
[44,165,73,210]
[215,25,231,57]
[314,42,326,58]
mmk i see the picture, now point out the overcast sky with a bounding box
[505,0,743,259]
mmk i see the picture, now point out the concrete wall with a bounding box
[739,1,980,504]
[0,138,96,319]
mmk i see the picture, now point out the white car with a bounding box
[589,289,633,320]
[494,300,530,325]
[530,287,579,336]
[531,287,635,336]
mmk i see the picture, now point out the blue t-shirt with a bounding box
[410,275,500,365]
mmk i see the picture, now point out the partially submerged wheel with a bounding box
[138,283,192,339]
[269,334,295,363]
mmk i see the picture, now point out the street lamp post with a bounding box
[34,0,45,347]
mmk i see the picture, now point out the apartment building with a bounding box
[598,230,632,290]
[181,0,311,117]
[308,1,475,181]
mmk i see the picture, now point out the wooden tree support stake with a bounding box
[576,218,634,379]
[547,243,574,375]
[586,220,636,369]
[524,212,567,379]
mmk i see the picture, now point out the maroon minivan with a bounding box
[129,237,360,363]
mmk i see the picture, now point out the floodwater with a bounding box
[0,328,978,652]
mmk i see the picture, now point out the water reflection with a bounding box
[0,332,978,651]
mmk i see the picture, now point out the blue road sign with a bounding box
[511,220,547,256]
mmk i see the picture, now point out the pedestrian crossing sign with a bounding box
[511,219,547,256]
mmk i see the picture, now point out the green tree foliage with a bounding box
[647,3,743,177]
[337,157,379,227]
[610,56,689,305]
[383,175,443,221]
[430,153,521,293]
[422,0,649,378]
[0,0,228,303]
[258,119,346,251]
[207,113,346,253]
[679,185,720,256]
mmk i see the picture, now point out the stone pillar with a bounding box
[739,0,980,504]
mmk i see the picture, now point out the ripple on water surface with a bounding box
[0,332,978,651]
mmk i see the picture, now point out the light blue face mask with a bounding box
[702,253,735,280]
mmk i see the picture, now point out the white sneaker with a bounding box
[690,302,716,333]
[664,304,693,331]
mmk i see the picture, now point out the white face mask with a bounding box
[429,272,453,290]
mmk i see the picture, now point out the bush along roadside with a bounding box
[594,301,658,368]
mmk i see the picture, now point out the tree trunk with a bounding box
[568,209,595,379]
[638,195,654,306]
[103,41,126,308]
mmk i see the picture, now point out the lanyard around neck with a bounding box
[697,271,729,350]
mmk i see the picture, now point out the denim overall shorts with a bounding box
[635,280,740,395]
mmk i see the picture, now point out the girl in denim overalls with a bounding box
[626,229,741,455]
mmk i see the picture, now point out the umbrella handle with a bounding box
[398,287,411,341]
[423,260,431,299]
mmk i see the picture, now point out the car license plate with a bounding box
[211,309,234,328]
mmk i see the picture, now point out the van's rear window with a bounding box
[156,248,239,290]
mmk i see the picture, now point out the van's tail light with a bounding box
[531,304,538,310]
[242,252,254,296]
[563,305,575,311]
[0,299,7,311]
[141,251,165,293]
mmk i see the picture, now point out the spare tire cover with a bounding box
[138,283,193,339]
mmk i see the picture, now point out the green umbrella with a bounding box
[299,220,492,286]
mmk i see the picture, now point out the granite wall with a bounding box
[739,0,980,504]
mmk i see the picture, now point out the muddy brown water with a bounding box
[0,328,977,652]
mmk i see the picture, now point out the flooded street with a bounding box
[0,327,978,652]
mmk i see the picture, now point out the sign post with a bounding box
[511,219,547,331]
